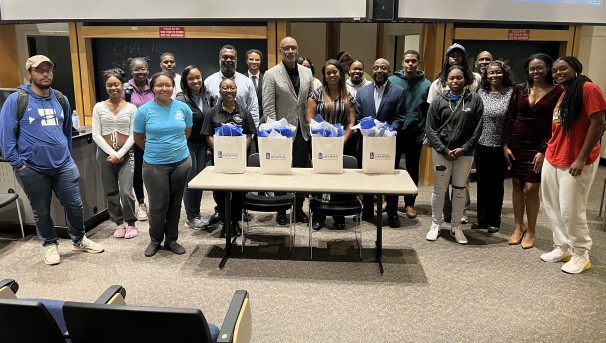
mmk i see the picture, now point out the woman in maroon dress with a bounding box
[503,53,563,249]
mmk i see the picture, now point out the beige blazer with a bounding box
[262,62,314,140]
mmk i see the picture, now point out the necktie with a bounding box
[252,75,258,91]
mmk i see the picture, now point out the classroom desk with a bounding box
[188,167,418,274]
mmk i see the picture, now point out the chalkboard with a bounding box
[92,38,267,102]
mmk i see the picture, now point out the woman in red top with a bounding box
[540,56,606,274]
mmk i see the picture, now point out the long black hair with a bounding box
[553,56,592,135]
[180,65,205,100]
[480,60,513,92]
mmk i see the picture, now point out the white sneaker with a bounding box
[193,217,209,229]
[540,246,572,263]
[72,236,104,254]
[137,203,148,221]
[451,227,468,244]
[561,252,592,274]
[44,244,61,265]
[426,224,440,241]
[461,213,468,224]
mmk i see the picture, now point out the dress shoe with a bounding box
[295,211,309,223]
[276,211,288,225]
[521,234,534,249]
[405,206,417,218]
[164,242,186,255]
[508,230,526,245]
[231,223,242,237]
[209,211,221,225]
[388,215,401,228]
[312,221,324,230]
[242,211,252,222]
[487,226,500,234]
[334,222,346,230]
[471,223,486,230]
[144,242,161,257]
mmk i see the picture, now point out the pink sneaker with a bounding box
[114,225,126,238]
[125,226,138,239]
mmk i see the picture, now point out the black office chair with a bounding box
[241,153,297,253]
[308,155,363,259]
[63,289,252,343]
[0,193,25,239]
[0,278,125,343]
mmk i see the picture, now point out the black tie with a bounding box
[252,75,258,91]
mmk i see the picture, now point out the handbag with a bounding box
[423,97,465,147]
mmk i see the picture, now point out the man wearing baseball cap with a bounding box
[0,55,104,265]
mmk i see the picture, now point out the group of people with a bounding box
[0,36,604,274]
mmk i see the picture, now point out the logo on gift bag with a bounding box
[370,152,390,160]
[266,152,271,159]
[218,151,239,159]
[318,152,339,160]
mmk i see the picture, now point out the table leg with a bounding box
[220,191,234,269]
[376,193,384,275]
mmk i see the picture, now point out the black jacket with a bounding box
[176,91,216,144]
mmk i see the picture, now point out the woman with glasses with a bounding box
[201,78,256,238]
[503,53,563,249]
[305,59,356,231]
[176,65,216,230]
[133,72,193,257]
[472,61,514,234]
[92,68,138,239]
[124,57,155,223]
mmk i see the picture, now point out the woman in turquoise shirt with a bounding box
[133,72,193,257]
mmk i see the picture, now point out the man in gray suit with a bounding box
[263,36,314,225]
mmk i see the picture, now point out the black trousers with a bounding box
[396,132,422,207]
[475,144,508,228]
[276,128,310,212]
[133,144,145,203]
[213,191,244,225]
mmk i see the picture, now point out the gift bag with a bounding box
[258,137,292,174]
[213,135,246,173]
[362,136,396,174]
[312,136,343,174]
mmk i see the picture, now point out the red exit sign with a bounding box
[508,29,530,40]
[159,26,185,38]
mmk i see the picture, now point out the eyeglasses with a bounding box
[280,45,298,52]
[31,67,53,75]
[528,66,545,73]
[372,66,389,71]
[132,68,148,73]
[153,83,173,89]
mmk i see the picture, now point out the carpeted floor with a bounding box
[1,166,606,342]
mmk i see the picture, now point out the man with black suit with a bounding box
[355,58,407,228]
[246,49,264,122]
[263,36,315,225]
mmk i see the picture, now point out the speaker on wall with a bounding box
[373,0,398,21]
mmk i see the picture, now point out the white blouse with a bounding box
[92,101,137,158]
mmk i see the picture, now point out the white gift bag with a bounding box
[312,136,343,174]
[362,136,396,174]
[258,137,292,174]
[213,135,246,174]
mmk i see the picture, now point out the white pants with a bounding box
[541,159,598,255]
[431,150,474,226]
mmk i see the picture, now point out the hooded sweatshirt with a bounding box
[0,84,73,173]
[425,88,483,156]
[388,70,431,138]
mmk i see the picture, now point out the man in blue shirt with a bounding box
[0,55,104,265]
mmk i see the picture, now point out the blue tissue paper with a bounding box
[214,123,243,136]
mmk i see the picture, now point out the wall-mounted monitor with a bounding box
[398,0,606,24]
[0,0,367,21]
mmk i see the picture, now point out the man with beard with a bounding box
[355,58,407,228]
[345,60,370,97]
[246,49,264,122]
[205,45,260,224]
[0,55,104,265]
[263,36,314,225]
[474,51,493,75]
[159,52,182,98]
[388,50,431,219]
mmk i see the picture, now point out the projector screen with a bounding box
[0,0,367,21]
[398,0,606,24]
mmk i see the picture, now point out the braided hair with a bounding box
[554,56,592,135]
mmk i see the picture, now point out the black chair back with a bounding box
[343,155,357,169]
[63,302,213,343]
[0,299,67,343]
[248,153,260,167]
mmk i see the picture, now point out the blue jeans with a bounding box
[183,141,208,221]
[15,163,85,246]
